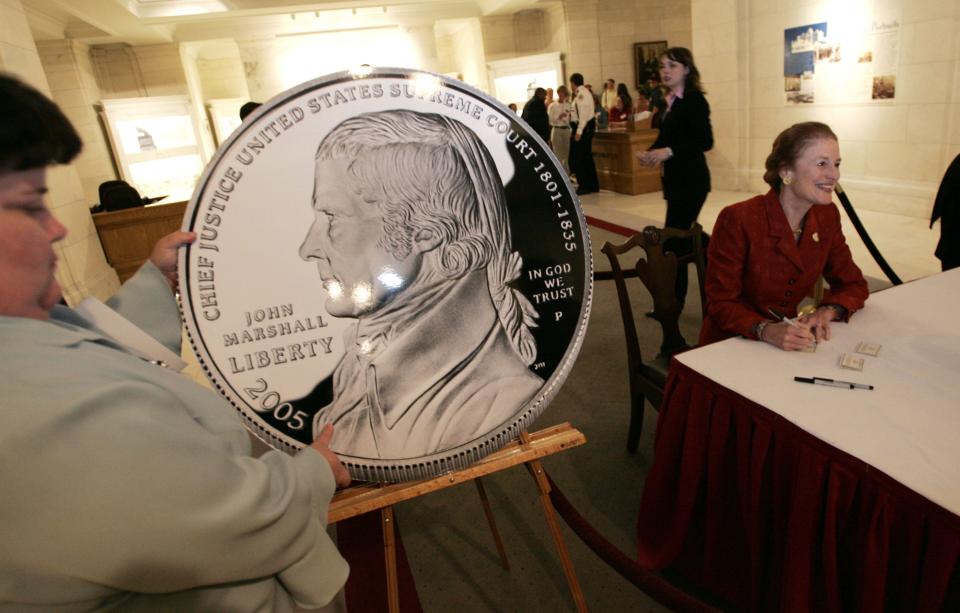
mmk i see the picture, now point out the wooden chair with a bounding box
[597,224,706,452]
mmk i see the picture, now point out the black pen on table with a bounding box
[794,376,874,390]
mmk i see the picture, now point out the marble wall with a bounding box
[561,0,691,95]
[37,40,116,209]
[436,19,489,91]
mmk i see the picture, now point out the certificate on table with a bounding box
[677,268,960,516]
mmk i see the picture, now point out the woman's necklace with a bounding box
[782,199,810,244]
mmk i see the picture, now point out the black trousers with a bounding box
[664,193,708,305]
[569,119,598,192]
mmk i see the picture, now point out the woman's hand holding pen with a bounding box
[762,320,817,351]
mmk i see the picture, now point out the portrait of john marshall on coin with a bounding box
[293,109,543,459]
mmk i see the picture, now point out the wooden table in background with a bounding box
[592,123,661,195]
[92,200,187,282]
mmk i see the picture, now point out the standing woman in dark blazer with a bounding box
[638,47,714,306]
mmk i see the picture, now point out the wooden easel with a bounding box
[329,422,589,613]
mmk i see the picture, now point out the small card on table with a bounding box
[855,341,882,357]
[839,353,865,371]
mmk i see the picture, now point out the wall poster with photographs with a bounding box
[634,40,667,90]
[784,16,900,105]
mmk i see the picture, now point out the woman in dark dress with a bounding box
[638,47,713,307]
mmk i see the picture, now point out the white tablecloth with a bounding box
[678,267,960,516]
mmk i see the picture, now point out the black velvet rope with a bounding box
[544,472,724,612]
[835,183,903,286]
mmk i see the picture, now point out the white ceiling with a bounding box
[23,0,544,46]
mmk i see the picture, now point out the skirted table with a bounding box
[637,269,960,611]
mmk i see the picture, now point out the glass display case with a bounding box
[99,96,209,203]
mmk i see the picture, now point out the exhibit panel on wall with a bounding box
[784,12,900,105]
[98,96,209,202]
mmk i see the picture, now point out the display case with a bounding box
[98,96,208,203]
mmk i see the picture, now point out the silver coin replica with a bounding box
[179,68,592,482]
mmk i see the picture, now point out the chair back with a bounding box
[600,224,705,365]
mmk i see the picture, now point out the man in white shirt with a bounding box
[548,86,573,173]
[569,73,599,195]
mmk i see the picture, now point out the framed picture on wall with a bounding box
[634,40,668,89]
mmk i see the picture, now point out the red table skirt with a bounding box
[637,360,960,612]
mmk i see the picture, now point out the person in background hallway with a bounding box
[616,83,633,119]
[699,121,868,350]
[0,74,350,611]
[931,153,960,270]
[545,87,555,107]
[593,91,608,130]
[508,102,518,113]
[239,100,261,121]
[521,87,551,144]
[643,75,666,128]
[637,47,713,310]
[569,73,599,195]
[548,86,573,173]
[608,96,629,123]
[601,78,617,112]
[632,88,649,118]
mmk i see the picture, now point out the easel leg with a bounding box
[474,477,510,570]
[381,506,400,613]
[521,433,588,613]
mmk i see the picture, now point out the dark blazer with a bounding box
[931,153,960,269]
[652,89,713,201]
[521,96,551,144]
[699,190,869,345]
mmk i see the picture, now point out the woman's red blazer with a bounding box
[699,189,869,345]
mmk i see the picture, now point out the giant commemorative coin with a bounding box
[180,68,592,482]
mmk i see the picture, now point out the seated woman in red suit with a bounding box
[608,97,630,122]
[699,122,869,350]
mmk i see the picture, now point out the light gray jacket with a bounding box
[0,262,348,611]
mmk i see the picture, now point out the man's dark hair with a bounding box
[570,73,584,86]
[534,87,546,99]
[0,74,81,172]
[239,101,262,121]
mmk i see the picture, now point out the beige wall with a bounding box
[91,43,188,99]
[37,40,117,208]
[560,0,690,93]
[694,0,960,219]
[133,44,189,97]
[436,19,489,92]
[239,26,442,103]
[90,45,145,98]
[196,55,249,101]
[1,0,119,303]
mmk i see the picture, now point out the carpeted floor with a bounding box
[387,224,705,612]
